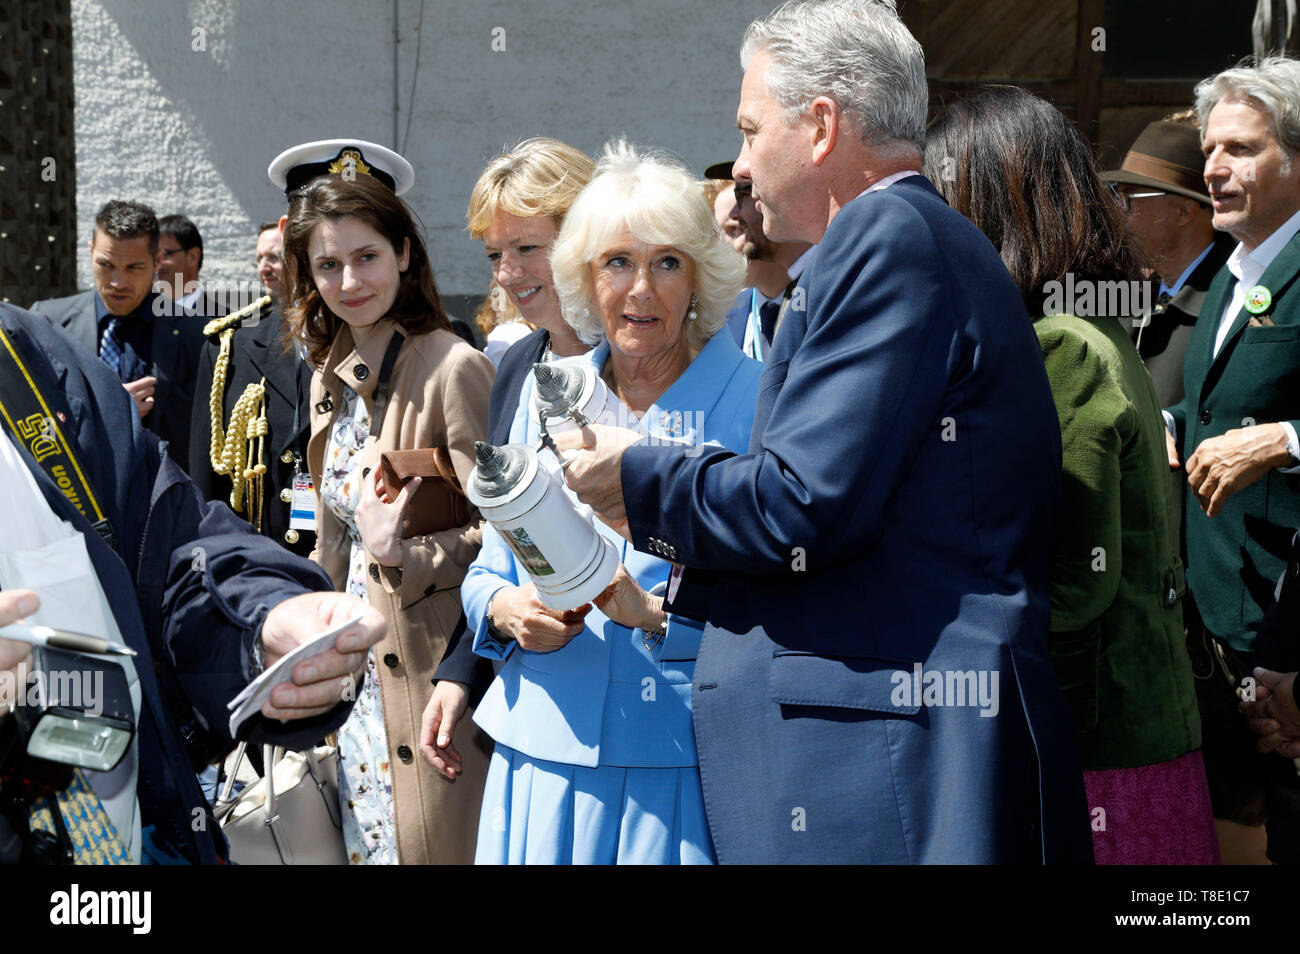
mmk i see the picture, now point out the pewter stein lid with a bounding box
[533,363,589,421]
[470,441,530,499]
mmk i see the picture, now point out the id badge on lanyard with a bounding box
[290,473,316,531]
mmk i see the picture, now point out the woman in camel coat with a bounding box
[284,172,495,863]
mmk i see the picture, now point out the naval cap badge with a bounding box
[328,148,372,180]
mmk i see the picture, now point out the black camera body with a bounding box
[0,646,134,864]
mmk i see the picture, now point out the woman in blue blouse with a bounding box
[463,141,761,864]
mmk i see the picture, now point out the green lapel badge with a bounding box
[1245,284,1272,315]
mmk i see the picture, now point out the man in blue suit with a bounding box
[557,0,1091,863]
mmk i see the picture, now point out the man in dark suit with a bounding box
[557,0,1090,863]
[190,221,314,556]
[31,201,206,473]
[0,302,383,864]
[1166,57,1300,863]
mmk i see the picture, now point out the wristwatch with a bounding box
[485,594,513,647]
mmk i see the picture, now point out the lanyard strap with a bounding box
[367,331,405,439]
[747,287,765,362]
[0,326,114,547]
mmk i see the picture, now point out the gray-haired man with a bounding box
[1167,56,1300,865]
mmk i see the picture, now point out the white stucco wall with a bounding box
[72,0,774,298]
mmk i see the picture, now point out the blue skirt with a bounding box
[475,744,716,865]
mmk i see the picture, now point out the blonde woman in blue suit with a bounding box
[462,141,759,864]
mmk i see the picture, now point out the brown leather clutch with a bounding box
[378,447,472,537]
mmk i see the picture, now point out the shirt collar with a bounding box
[864,169,923,195]
[1160,241,1217,298]
[94,289,159,326]
[1229,204,1300,283]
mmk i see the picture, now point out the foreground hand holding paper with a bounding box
[227,613,366,737]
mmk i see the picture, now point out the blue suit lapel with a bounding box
[748,275,810,451]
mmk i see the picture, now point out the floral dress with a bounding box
[319,384,397,865]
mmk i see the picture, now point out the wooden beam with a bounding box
[1075,0,1106,141]
[928,78,1197,109]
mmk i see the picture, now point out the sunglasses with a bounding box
[1109,184,1168,213]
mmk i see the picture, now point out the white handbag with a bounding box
[213,742,348,865]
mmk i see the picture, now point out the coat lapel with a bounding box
[150,304,178,415]
[1169,234,1234,321]
[246,310,300,404]
[749,276,809,450]
[59,292,98,354]
[1202,233,1300,394]
[245,310,312,453]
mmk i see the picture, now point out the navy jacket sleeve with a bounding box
[621,191,954,572]
[11,302,347,756]
[487,328,549,445]
[157,466,341,754]
[431,611,494,705]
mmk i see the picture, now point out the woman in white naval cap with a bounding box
[273,140,495,864]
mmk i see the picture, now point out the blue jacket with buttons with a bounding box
[465,332,761,767]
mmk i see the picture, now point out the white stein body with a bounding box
[466,445,619,610]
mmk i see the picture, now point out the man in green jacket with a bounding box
[1168,56,1300,865]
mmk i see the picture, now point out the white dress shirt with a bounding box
[1215,207,1300,463]
[1215,205,1300,357]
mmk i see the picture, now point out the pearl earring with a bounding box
[687,294,699,322]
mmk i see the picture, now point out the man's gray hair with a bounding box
[741,0,927,154]
[1195,55,1300,163]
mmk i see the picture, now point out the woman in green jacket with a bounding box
[926,86,1217,864]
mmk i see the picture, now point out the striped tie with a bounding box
[98,316,125,379]
[28,768,132,864]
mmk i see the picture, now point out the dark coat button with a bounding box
[1200,409,1212,425]
[424,583,437,596]
[369,562,380,581]
[354,363,370,380]
[397,745,413,763]
[383,652,399,669]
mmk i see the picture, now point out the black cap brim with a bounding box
[704,161,734,180]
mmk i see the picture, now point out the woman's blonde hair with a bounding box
[550,139,746,350]
[466,138,596,239]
